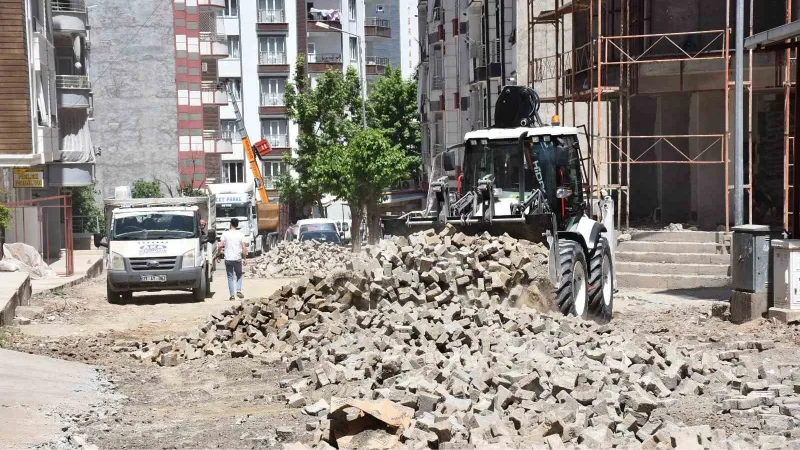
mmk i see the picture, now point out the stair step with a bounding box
[628,231,727,244]
[617,251,730,264]
[617,240,727,254]
[617,272,730,289]
[617,261,730,276]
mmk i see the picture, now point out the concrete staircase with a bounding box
[616,231,731,289]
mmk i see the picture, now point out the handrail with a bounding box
[365,17,390,28]
[52,0,86,13]
[257,9,286,23]
[56,74,90,89]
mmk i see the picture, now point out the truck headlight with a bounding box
[110,252,124,271]
[182,249,196,269]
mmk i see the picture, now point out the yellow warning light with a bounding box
[551,114,561,126]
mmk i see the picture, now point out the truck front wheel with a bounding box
[588,237,614,323]
[555,240,589,319]
[107,283,121,304]
[192,268,207,302]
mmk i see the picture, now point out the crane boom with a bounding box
[222,80,280,236]
[226,83,269,204]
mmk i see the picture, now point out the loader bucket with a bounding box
[381,214,549,246]
[256,202,280,232]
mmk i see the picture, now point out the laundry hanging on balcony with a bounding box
[309,8,340,22]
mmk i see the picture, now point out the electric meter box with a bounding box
[731,225,773,293]
[772,239,800,310]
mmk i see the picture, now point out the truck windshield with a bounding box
[299,223,337,234]
[112,213,197,240]
[300,231,341,244]
[463,138,557,202]
[217,205,249,218]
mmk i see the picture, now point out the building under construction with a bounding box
[521,0,798,231]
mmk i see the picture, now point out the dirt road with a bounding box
[4,270,800,449]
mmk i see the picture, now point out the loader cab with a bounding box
[463,127,584,228]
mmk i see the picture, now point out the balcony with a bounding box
[308,53,343,73]
[258,52,290,74]
[432,76,444,90]
[52,0,87,34]
[257,9,289,32]
[259,93,286,115]
[308,9,342,31]
[201,84,228,105]
[56,75,91,108]
[366,56,390,75]
[263,176,277,190]
[197,0,226,9]
[203,130,233,154]
[263,135,289,149]
[364,18,391,38]
[200,33,229,58]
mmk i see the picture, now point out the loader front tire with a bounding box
[588,237,614,323]
[555,240,589,319]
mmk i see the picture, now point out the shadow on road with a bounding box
[651,286,731,301]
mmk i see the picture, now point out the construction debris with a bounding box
[249,241,354,278]
[127,226,799,449]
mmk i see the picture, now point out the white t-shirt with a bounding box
[221,229,245,261]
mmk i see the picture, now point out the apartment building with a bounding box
[89,0,231,197]
[0,0,95,256]
[418,0,516,185]
[217,0,368,201]
[363,0,420,88]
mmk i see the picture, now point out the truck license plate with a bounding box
[140,275,166,282]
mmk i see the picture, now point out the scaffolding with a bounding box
[527,0,796,232]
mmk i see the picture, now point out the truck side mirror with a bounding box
[93,233,108,248]
[443,150,456,172]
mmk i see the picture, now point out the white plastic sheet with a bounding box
[3,243,56,279]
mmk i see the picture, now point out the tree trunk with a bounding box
[350,203,364,252]
[0,226,4,260]
[316,196,326,218]
[366,195,381,245]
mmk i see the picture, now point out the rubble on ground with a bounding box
[127,226,799,449]
[249,240,354,278]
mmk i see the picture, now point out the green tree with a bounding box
[0,204,11,260]
[280,56,363,217]
[71,184,104,233]
[314,129,419,250]
[179,185,205,197]
[132,179,163,199]
[367,66,421,156]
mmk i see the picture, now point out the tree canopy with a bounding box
[132,179,163,199]
[367,66,421,155]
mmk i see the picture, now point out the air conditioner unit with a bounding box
[400,180,412,190]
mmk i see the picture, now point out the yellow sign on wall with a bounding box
[13,167,45,188]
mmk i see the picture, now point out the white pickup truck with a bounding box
[95,195,217,303]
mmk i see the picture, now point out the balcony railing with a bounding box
[200,32,227,44]
[309,10,341,23]
[56,74,90,89]
[263,176,277,189]
[258,9,286,23]
[263,135,289,147]
[260,92,284,106]
[316,53,342,63]
[366,56,390,66]
[432,76,444,90]
[259,52,287,65]
[220,130,240,141]
[365,17,390,28]
[52,0,86,13]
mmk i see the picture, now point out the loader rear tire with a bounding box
[555,240,589,319]
[588,237,614,323]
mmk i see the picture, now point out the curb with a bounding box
[0,275,31,327]
[34,256,105,295]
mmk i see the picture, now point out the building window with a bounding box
[259,36,287,64]
[348,0,356,20]
[262,161,285,188]
[350,37,358,62]
[222,161,245,183]
[258,0,285,22]
[227,36,240,59]
[260,78,285,106]
[221,119,240,140]
[223,0,238,16]
[261,119,288,147]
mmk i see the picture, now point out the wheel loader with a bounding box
[385,86,616,322]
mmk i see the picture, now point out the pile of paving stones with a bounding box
[127,226,799,449]
[248,240,354,278]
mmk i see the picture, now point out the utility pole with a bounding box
[734,0,744,226]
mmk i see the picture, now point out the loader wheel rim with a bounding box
[573,260,587,316]
[602,254,612,307]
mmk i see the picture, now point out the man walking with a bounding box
[219,218,247,300]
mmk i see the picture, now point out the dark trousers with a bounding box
[224,260,242,296]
